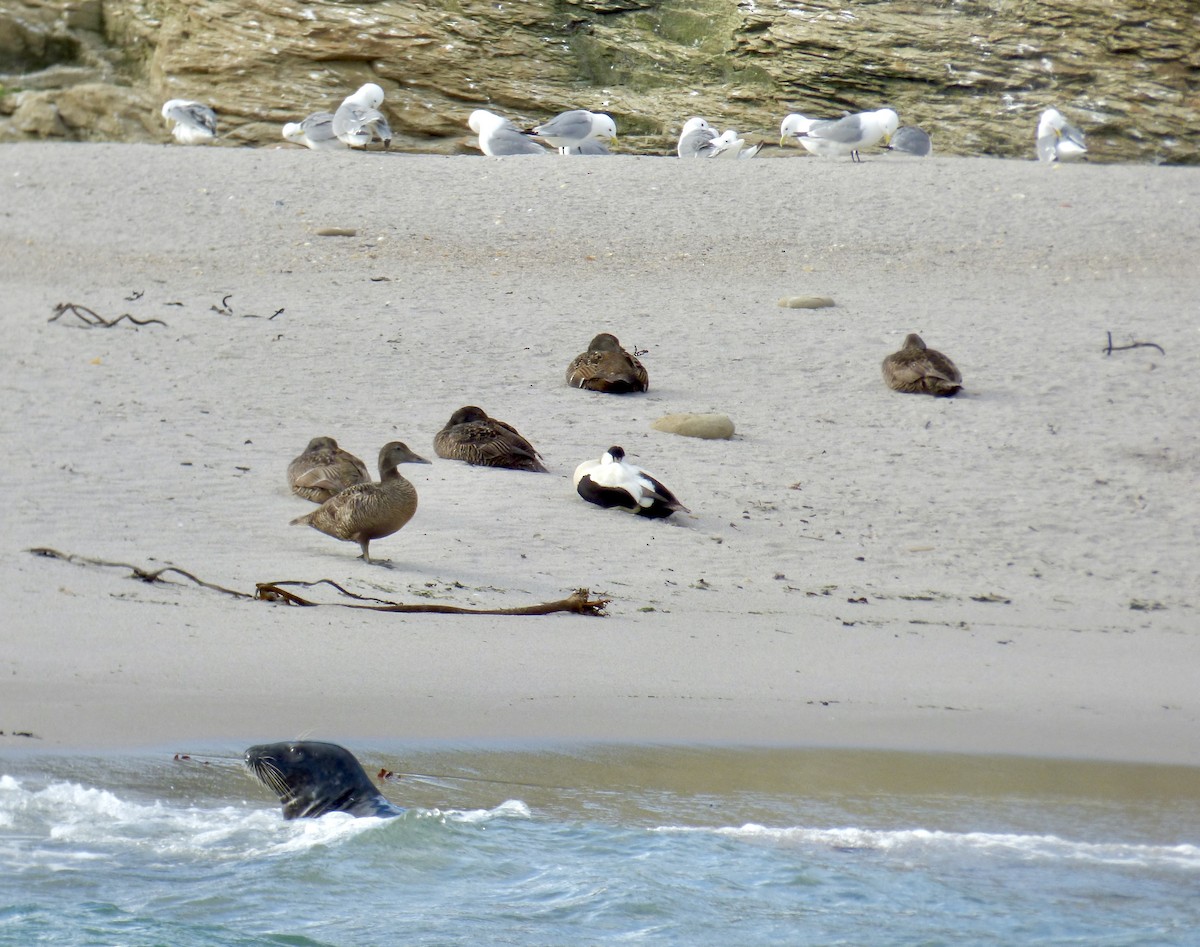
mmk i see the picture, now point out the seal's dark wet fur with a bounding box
[244,741,403,819]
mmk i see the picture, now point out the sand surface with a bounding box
[1,143,1197,765]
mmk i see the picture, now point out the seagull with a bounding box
[678,117,720,158]
[332,83,392,149]
[161,100,217,145]
[560,140,612,155]
[281,112,345,151]
[780,108,899,161]
[468,109,548,156]
[573,446,688,519]
[887,126,933,157]
[1036,108,1087,163]
[710,129,765,159]
[525,109,617,150]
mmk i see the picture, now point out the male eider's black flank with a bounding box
[290,441,430,561]
[434,406,548,472]
[573,446,688,518]
[566,333,649,393]
[882,333,963,397]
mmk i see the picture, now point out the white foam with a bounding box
[1,776,535,869]
[655,823,1200,870]
[0,776,378,863]
[414,799,532,825]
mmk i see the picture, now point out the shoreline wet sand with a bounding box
[1,143,1197,767]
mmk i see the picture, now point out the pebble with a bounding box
[651,413,735,440]
[778,295,835,309]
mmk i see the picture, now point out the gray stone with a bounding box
[652,413,736,440]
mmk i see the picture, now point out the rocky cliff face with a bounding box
[2,0,1197,162]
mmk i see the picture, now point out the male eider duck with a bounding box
[882,333,963,397]
[574,446,688,518]
[287,436,370,503]
[290,441,430,561]
[434,406,547,472]
[566,333,649,393]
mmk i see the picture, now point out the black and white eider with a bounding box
[573,446,688,519]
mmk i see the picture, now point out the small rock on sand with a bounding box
[777,295,835,309]
[651,413,735,439]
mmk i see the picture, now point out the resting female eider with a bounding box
[290,441,430,561]
[566,333,649,393]
[573,446,689,518]
[434,406,547,472]
[287,436,370,503]
[882,333,963,397]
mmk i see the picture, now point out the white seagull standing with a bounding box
[282,112,345,151]
[161,100,217,145]
[573,446,689,519]
[468,109,548,156]
[332,83,392,149]
[780,108,899,161]
[1036,108,1087,163]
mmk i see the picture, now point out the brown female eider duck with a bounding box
[287,436,370,503]
[290,441,430,561]
[566,333,649,393]
[881,334,962,397]
[434,406,547,472]
[573,446,688,519]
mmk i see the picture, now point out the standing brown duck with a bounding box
[566,333,649,393]
[881,333,963,397]
[287,436,370,503]
[290,441,430,561]
[434,406,547,472]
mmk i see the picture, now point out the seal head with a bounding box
[244,740,404,819]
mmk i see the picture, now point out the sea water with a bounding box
[1,745,1197,945]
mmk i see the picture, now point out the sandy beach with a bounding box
[1,143,1197,765]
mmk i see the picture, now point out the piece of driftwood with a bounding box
[49,302,167,328]
[1104,331,1164,356]
[28,547,255,599]
[211,294,285,319]
[255,579,609,615]
[27,547,609,616]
